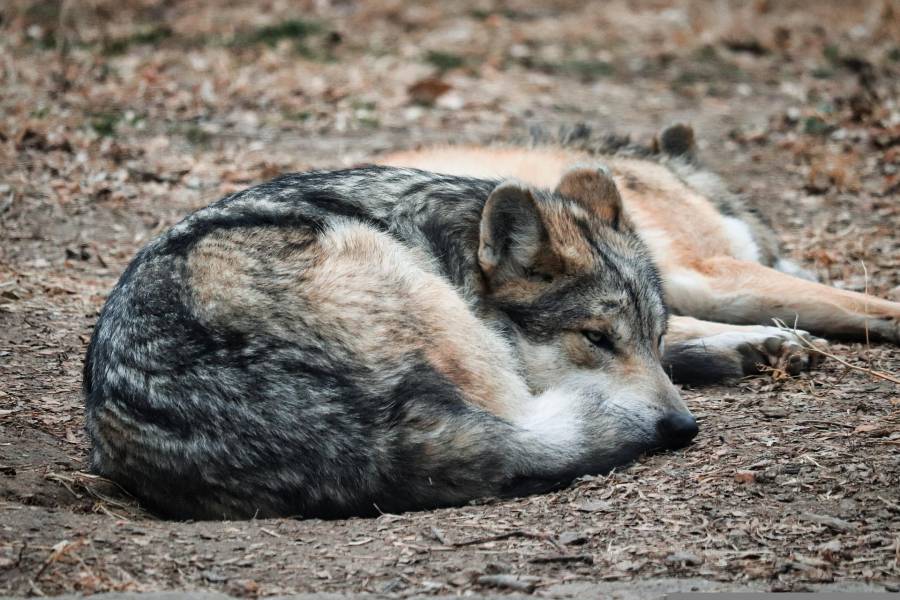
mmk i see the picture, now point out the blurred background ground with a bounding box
[0,0,898,596]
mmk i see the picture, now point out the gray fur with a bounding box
[84,166,689,520]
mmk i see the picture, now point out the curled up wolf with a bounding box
[83,125,900,520]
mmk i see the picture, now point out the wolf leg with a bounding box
[665,257,900,344]
[663,316,824,384]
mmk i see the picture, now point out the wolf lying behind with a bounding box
[84,125,900,520]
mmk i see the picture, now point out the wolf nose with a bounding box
[656,412,698,449]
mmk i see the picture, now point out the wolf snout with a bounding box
[655,411,698,450]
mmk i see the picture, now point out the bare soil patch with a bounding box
[1,1,898,596]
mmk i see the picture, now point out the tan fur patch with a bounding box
[187,226,319,331]
[307,222,530,417]
[190,221,529,418]
[491,277,549,305]
[686,256,900,341]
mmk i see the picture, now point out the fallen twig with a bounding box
[528,554,594,565]
[34,539,83,582]
[44,473,81,500]
[452,530,554,547]
[795,419,857,429]
[877,496,900,513]
[45,471,143,514]
[800,512,857,532]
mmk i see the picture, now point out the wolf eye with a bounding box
[583,330,615,353]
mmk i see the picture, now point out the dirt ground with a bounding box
[1,0,899,596]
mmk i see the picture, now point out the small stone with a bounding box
[201,570,227,583]
[665,552,702,565]
[573,500,610,512]
[760,405,788,418]
[448,570,479,587]
[484,562,510,575]
[436,92,465,110]
[559,531,589,545]
[758,467,779,483]
[382,579,404,593]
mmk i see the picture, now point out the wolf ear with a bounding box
[652,123,696,160]
[555,166,624,230]
[479,181,546,283]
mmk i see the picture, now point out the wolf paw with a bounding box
[737,328,826,376]
[877,315,900,346]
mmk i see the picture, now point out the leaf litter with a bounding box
[1,0,899,596]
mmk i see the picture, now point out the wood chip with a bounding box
[529,553,593,565]
[800,512,857,532]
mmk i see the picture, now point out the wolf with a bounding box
[381,124,900,382]
[83,125,896,520]
[85,164,697,519]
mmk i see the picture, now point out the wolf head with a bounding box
[478,166,697,455]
